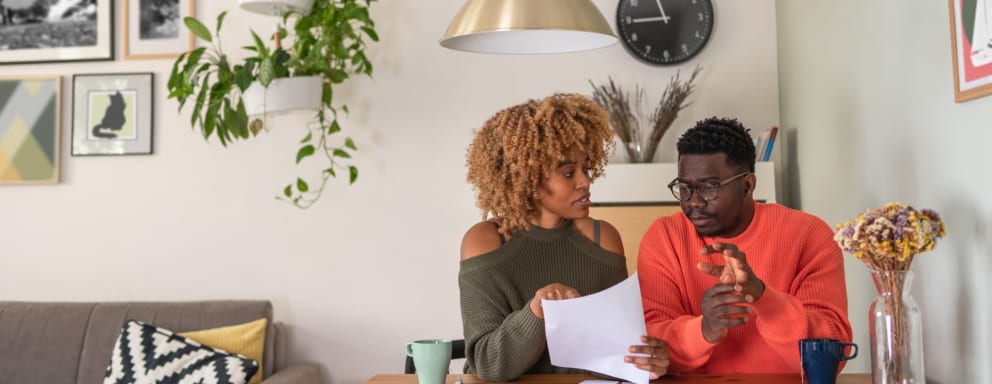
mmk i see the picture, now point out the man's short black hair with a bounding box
[676,117,756,172]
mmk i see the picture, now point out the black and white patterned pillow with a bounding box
[103,320,259,384]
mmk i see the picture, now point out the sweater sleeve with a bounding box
[459,275,547,381]
[750,219,852,370]
[638,219,716,373]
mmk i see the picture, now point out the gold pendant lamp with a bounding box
[440,0,617,54]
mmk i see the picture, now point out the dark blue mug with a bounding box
[800,338,858,384]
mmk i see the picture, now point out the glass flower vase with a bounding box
[869,269,925,384]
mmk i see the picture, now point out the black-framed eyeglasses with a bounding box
[667,172,751,202]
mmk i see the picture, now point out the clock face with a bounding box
[616,0,714,65]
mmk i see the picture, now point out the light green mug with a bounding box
[405,339,452,384]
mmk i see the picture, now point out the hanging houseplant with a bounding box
[167,0,378,208]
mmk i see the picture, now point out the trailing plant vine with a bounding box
[167,0,378,209]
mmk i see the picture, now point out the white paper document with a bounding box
[541,273,649,384]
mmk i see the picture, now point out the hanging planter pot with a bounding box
[242,76,323,117]
[238,0,313,15]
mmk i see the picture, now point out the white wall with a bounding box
[777,0,992,382]
[0,1,779,383]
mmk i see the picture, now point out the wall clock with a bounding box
[616,0,714,65]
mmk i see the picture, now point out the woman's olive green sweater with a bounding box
[459,220,627,381]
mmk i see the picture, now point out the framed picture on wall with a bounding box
[71,73,154,156]
[0,0,114,65]
[123,0,195,60]
[949,0,992,102]
[0,76,61,184]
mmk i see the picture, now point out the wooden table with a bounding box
[367,373,872,384]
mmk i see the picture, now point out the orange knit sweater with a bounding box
[638,202,851,374]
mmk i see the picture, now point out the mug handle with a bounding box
[406,342,414,357]
[841,343,858,361]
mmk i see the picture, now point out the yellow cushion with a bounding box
[180,318,267,384]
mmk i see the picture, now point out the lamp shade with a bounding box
[440,0,617,54]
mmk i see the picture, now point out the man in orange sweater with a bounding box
[638,117,852,374]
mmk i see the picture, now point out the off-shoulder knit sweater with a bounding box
[459,220,627,382]
[638,202,852,374]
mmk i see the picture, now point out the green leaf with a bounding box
[216,11,227,36]
[184,17,212,43]
[296,145,315,164]
[283,184,292,198]
[250,30,269,58]
[332,149,351,158]
[234,65,253,92]
[223,99,247,139]
[349,166,359,184]
[300,132,312,143]
[183,47,206,72]
[235,100,249,137]
[168,54,185,92]
[324,167,337,177]
[361,26,379,41]
[329,69,348,83]
[328,120,341,134]
[297,178,309,192]
[191,76,210,132]
[273,49,291,76]
[344,137,357,150]
[259,58,274,87]
[203,104,218,142]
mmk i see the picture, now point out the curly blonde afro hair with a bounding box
[466,93,615,236]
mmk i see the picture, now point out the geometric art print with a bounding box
[103,320,259,384]
[0,76,60,184]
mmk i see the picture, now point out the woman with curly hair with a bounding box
[459,93,670,381]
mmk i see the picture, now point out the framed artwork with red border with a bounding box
[950,0,992,102]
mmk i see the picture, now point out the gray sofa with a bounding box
[0,300,321,384]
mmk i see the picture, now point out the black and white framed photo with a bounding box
[71,73,153,156]
[0,0,114,65]
[123,0,194,59]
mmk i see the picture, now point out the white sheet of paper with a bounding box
[542,273,649,384]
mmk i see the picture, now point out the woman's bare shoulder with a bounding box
[460,220,505,261]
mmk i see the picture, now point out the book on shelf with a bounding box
[754,126,775,161]
[761,126,778,161]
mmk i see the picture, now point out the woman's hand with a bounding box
[624,335,670,379]
[529,283,580,319]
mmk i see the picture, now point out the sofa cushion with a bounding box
[79,301,275,384]
[180,318,268,384]
[104,320,259,384]
[0,302,95,384]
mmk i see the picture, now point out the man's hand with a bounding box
[700,283,752,343]
[529,283,580,319]
[697,242,765,301]
[624,335,671,379]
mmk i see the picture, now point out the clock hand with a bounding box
[654,0,671,24]
[632,16,669,23]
